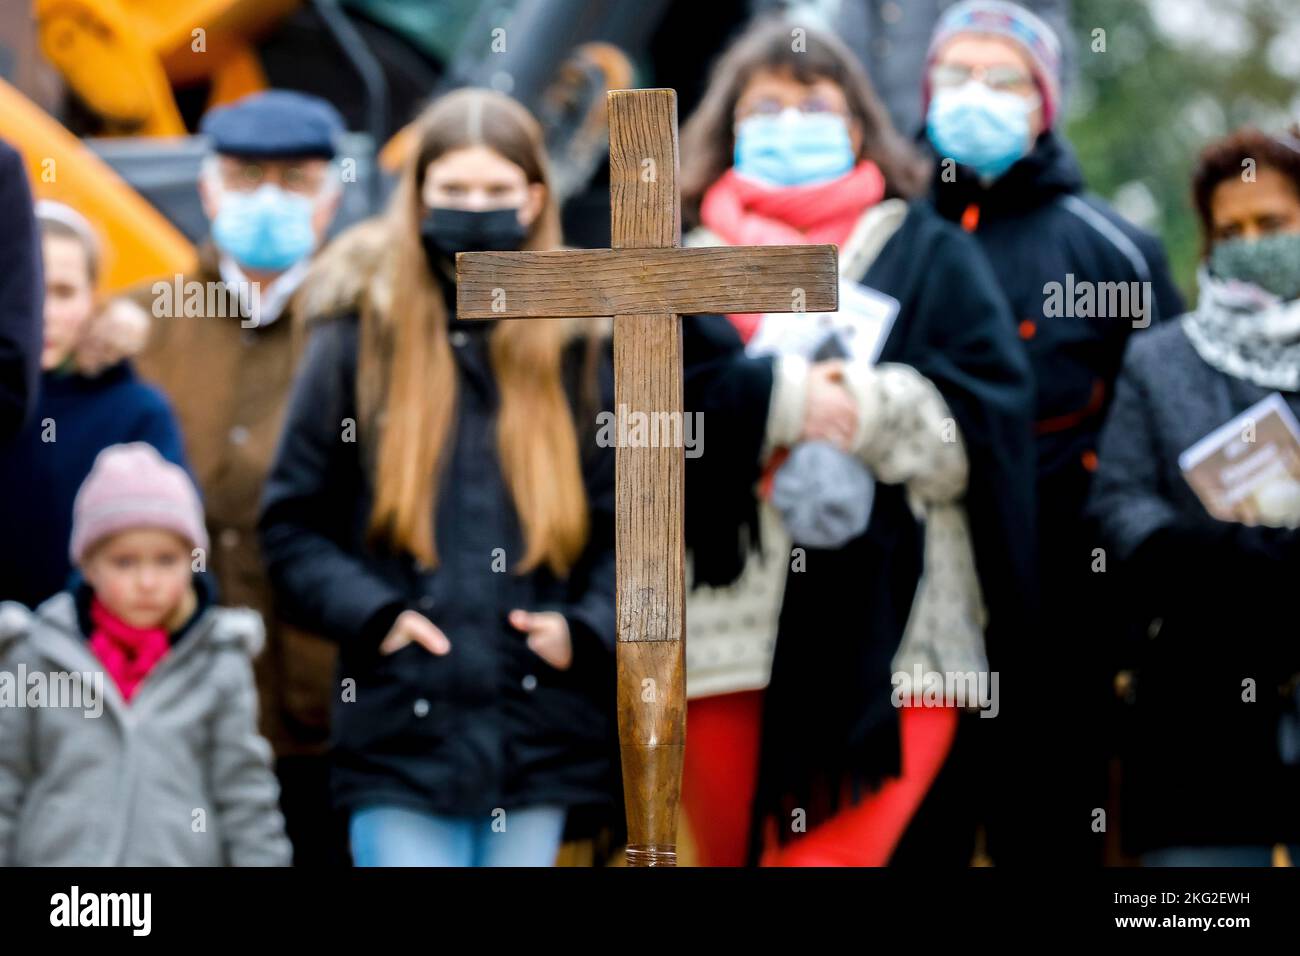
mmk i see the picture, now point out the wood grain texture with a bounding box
[609,88,679,251]
[617,638,685,866]
[455,244,838,319]
[609,89,685,867]
[613,312,684,647]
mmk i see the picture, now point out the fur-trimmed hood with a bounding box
[17,590,266,660]
[295,215,395,327]
[293,215,612,341]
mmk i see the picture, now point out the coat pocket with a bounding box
[503,622,614,751]
[337,642,459,756]
[390,641,459,715]
[505,622,579,694]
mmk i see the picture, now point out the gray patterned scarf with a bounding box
[1183,266,1300,392]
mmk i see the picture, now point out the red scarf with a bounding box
[699,161,887,340]
[89,597,170,703]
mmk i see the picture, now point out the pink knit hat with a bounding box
[69,443,208,564]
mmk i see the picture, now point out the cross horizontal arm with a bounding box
[455,244,838,319]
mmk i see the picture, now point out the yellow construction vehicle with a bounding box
[1,0,301,292]
[0,0,663,297]
[35,0,299,137]
[0,74,195,293]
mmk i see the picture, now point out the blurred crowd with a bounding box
[1,1,1298,868]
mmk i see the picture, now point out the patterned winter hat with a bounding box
[923,0,1063,128]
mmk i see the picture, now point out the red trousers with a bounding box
[682,691,958,867]
[683,690,765,867]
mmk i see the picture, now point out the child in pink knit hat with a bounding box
[0,442,290,865]
[68,442,211,699]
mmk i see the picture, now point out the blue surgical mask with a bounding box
[211,184,316,272]
[733,110,856,187]
[927,81,1036,181]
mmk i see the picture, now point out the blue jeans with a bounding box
[1143,845,1300,867]
[349,804,567,867]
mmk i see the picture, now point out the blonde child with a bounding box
[0,442,290,865]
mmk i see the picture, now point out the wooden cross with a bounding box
[457,88,837,866]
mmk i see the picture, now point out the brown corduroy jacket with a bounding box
[131,245,335,758]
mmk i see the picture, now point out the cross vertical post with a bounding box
[455,87,837,867]
[607,88,686,867]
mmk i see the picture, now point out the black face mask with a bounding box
[419,206,529,267]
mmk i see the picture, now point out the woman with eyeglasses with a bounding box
[919,1,1185,867]
[1089,127,1300,867]
[674,16,1036,866]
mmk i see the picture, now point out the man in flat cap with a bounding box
[131,89,347,866]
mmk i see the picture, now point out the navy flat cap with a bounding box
[200,90,345,160]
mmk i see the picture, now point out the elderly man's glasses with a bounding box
[218,160,330,196]
[930,62,1035,94]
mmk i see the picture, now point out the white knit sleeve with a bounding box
[842,362,968,504]
[762,354,810,458]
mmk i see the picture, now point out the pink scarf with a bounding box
[699,161,887,340]
[89,597,170,703]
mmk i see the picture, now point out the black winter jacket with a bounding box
[258,291,619,826]
[1089,321,1300,853]
[929,131,1187,865]
[931,131,1184,546]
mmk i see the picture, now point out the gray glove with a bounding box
[771,441,875,549]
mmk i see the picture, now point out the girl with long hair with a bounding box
[259,88,617,867]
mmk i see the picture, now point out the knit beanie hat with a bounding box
[69,443,208,565]
[922,0,1063,128]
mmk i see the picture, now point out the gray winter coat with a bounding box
[0,593,291,866]
[1090,317,1300,557]
[1088,317,1300,852]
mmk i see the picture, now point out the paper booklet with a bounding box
[744,277,901,365]
[1178,392,1300,526]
